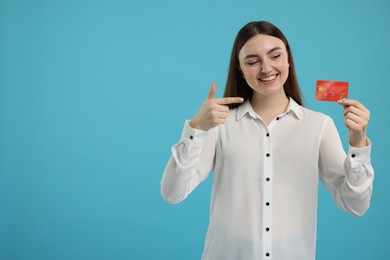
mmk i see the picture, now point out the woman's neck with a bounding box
[250,90,290,125]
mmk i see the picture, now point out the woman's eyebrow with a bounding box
[243,54,260,60]
[243,47,282,60]
[267,47,282,54]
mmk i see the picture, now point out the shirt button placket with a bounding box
[263,126,273,258]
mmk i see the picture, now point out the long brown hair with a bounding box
[223,21,304,108]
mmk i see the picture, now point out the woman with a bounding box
[161,21,374,260]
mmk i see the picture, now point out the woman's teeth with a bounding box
[259,75,277,82]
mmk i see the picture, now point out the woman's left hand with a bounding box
[338,98,370,148]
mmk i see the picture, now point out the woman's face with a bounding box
[238,34,290,97]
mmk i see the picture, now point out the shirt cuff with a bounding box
[347,139,372,183]
[180,120,209,148]
[348,138,372,166]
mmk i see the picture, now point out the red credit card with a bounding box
[316,80,349,102]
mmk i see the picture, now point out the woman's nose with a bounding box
[261,61,272,73]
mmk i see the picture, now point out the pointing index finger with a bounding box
[216,97,244,105]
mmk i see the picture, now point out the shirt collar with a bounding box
[236,97,302,121]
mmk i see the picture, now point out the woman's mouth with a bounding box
[258,74,278,82]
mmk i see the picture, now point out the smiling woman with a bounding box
[238,34,290,116]
[224,21,303,111]
[161,21,374,260]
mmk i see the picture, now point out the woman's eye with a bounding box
[247,61,258,65]
[272,54,281,59]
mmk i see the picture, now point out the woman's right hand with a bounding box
[189,82,244,130]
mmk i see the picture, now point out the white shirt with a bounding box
[161,98,374,260]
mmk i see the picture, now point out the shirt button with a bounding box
[276,117,280,120]
[190,135,193,140]
[266,227,270,232]
[266,153,270,157]
[266,133,270,137]
[266,177,270,182]
[351,154,356,158]
[266,252,270,257]
[266,202,270,206]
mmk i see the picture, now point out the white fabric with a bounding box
[161,98,374,260]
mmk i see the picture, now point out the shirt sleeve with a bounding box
[318,117,374,217]
[160,120,217,204]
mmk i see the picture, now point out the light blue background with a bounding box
[0,0,389,259]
